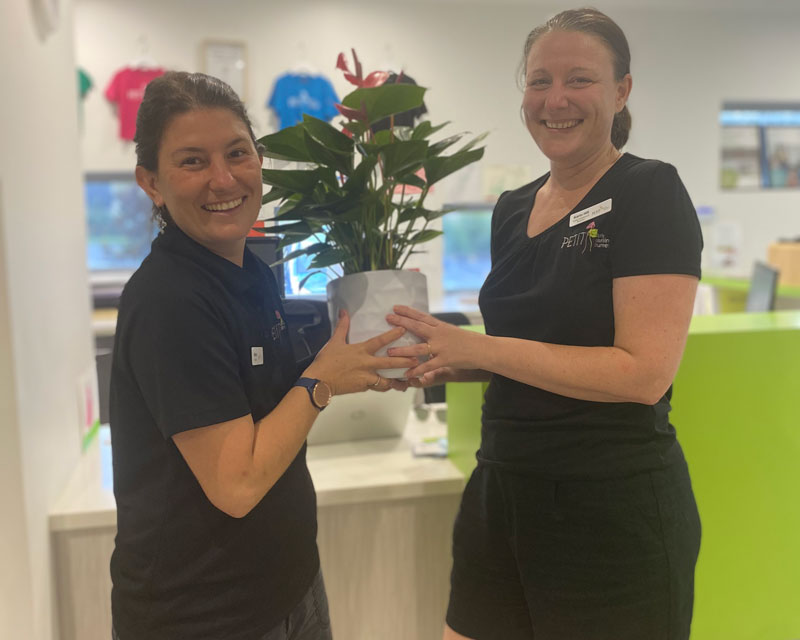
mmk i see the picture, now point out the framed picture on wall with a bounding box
[201,40,247,100]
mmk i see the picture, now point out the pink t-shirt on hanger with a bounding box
[105,67,165,141]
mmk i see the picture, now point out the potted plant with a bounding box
[257,50,486,376]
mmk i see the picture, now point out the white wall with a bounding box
[0,0,95,638]
[73,0,800,283]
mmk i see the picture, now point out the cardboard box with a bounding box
[767,242,800,287]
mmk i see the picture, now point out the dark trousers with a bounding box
[446,455,702,640]
[112,569,332,640]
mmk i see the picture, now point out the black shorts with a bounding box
[446,454,701,640]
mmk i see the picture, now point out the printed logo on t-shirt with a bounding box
[251,346,264,366]
[561,220,610,254]
[270,310,286,341]
[569,198,612,227]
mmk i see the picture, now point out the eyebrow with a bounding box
[529,66,595,75]
[170,137,250,156]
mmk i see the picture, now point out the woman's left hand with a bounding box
[385,306,484,378]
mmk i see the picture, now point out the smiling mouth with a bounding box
[543,120,581,130]
[202,197,245,212]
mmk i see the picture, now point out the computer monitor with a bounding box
[441,203,493,311]
[746,261,779,312]
[85,172,158,308]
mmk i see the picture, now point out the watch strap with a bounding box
[294,377,326,410]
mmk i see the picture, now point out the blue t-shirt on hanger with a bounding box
[267,73,340,129]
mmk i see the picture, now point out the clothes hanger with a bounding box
[130,35,158,69]
[289,42,318,76]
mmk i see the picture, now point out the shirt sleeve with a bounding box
[104,69,122,104]
[123,289,251,439]
[610,162,703,279]
[320,77,340,122]
[267,76,285,113]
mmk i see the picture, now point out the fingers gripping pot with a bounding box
[327,270,429,378]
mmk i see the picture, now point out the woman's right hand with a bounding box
[302,311,418,396]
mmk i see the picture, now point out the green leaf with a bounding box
[342,84,427,126]
[428,133,463,157]
[395,172,427,189]
[409,229,443,244]
[380,140,428,178]
[411,120,450,141]
[278,233,314,250]
[302,130,352,177]
[343,156,378,194]
[344,121,370,138]
[424,147,485,186]
[270,243,326,266]
[458,131,490,153]
[259,220,312,236]
[397,206,427,224]
[423,206,456,222]
[261,168,321,193]
[297,270,325,292]
[258,125,313,162]
[302,114,354,154]
[262,186,291,205]
[309,248,349,269]
[274,200,333,222]
[361,129,396,154]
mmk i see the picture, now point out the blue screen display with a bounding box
[441,207,493,310]
[283,238,330,296]
[85,173,157,272]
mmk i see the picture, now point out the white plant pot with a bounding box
[327,270,428,379]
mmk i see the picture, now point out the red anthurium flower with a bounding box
[336,50,389,88]
[336,52,350,73]
[362,71,390,88]
[335,102,367,122]
[342,72,361,86]
[351,48,363,82]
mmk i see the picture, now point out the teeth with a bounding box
[204,197,243,212]
[545,120,580,129]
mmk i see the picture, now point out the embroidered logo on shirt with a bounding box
[251,346,264,366]
[270,310,286,341]
[561,221,610,253]
[569,198,612,227]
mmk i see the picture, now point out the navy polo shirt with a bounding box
[109,224,319,640]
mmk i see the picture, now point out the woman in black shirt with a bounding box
[388,8,702,640]
[110,71,414,640]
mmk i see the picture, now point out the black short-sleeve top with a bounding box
[478,153,703,479]
[109,225,318,640]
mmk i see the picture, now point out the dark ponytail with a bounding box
[611,105,632,150]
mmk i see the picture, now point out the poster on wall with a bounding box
[202,40,247,100]
[720,103,800,190]
[720,127,761,189]
[763,127,800,188]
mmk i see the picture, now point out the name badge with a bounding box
[251,347,264,366]
[569,198,612,227]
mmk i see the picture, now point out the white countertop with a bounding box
[49,409,465,533]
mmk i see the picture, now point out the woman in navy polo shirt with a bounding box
[109,71,414,640]
[388,8,703,640]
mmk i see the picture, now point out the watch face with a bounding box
[312,381,332,408]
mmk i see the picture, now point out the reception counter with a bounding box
[447,311,800,639]
[51,413,464,640]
